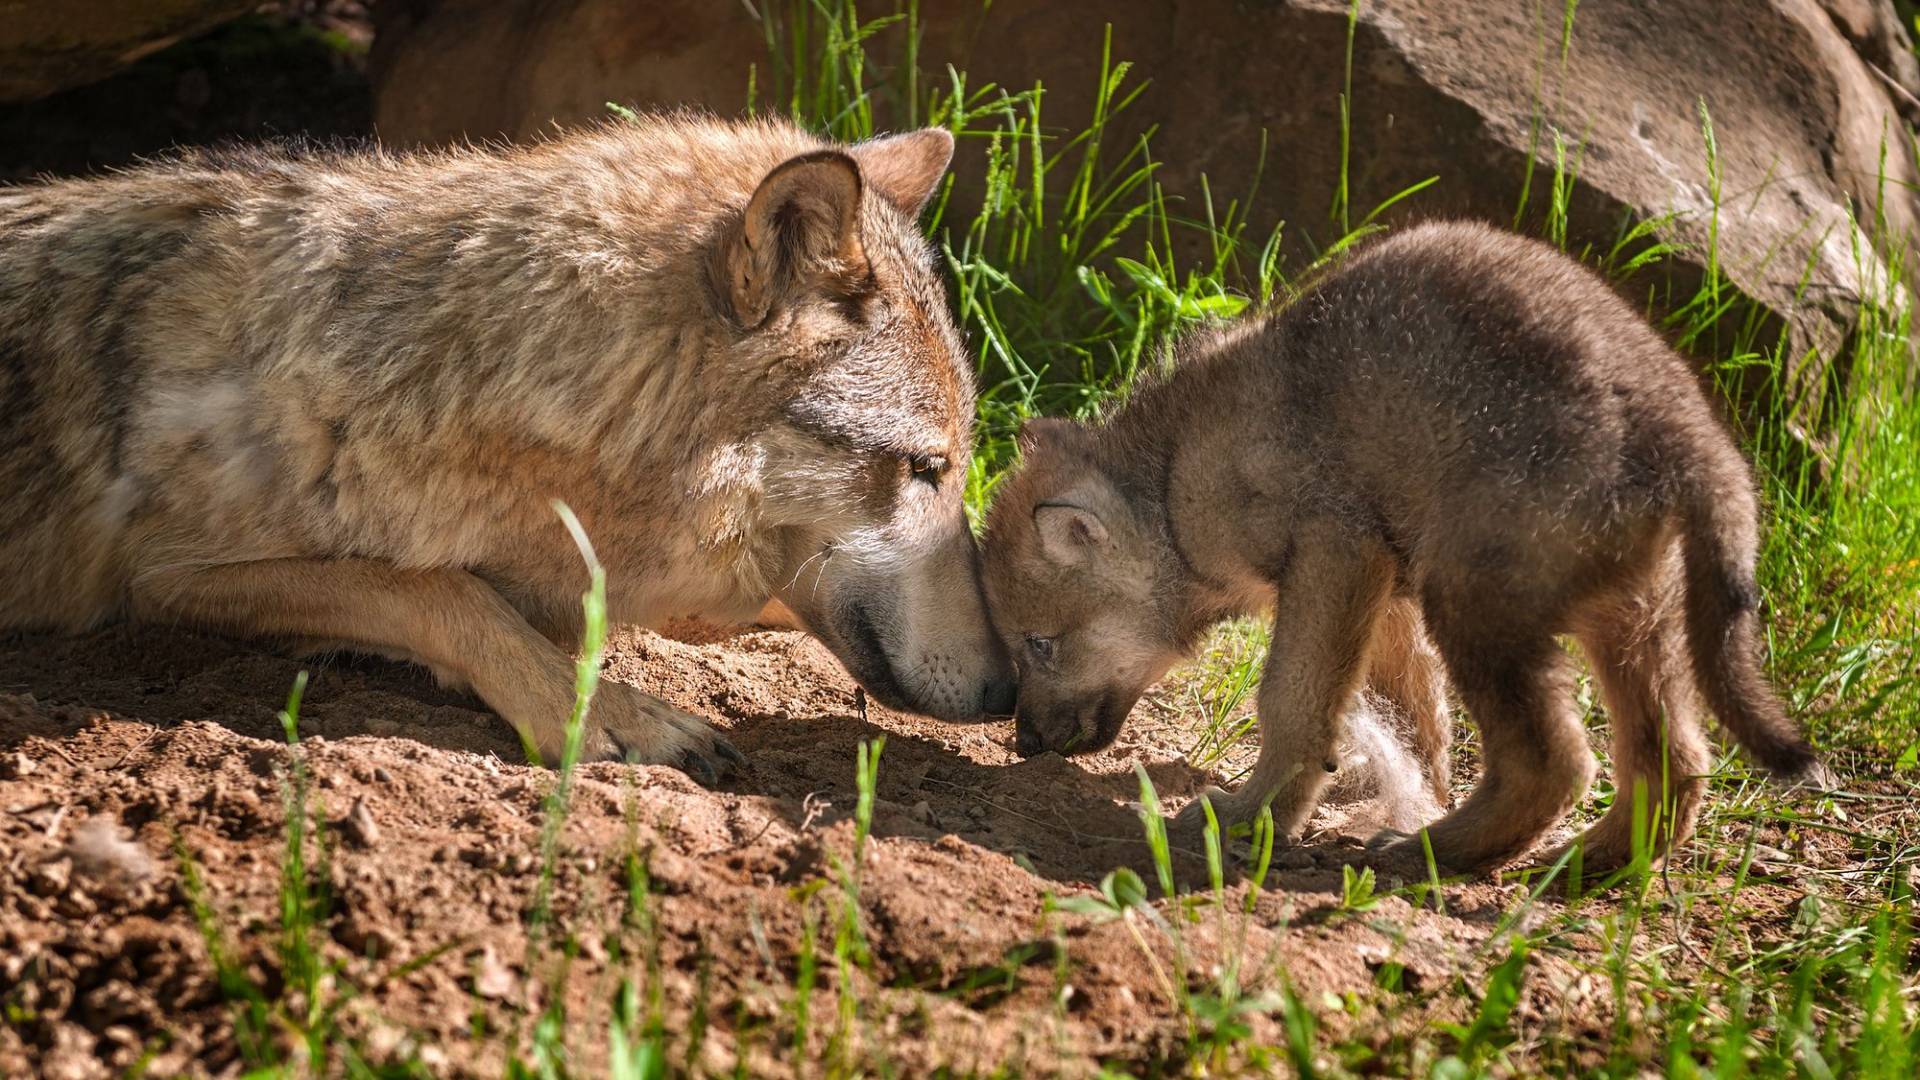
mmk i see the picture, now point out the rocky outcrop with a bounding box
[0,0,257,102]
[371,0,1920,418]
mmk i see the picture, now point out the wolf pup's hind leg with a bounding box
[1559,543,1711,873]
[128,558,742,780]
[1408,609,1595,873]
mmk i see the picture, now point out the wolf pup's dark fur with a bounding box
[983,220,1826,873]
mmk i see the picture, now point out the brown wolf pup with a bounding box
[0,114,1017,780]
[982,220,1827,873]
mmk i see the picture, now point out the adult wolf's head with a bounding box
[710,126,1016,722]
[980,419,1186,756]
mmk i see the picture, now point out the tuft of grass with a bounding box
[167,1,1919,1075]
[177,670,450,1078]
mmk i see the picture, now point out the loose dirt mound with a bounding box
[0,623,1785,1076]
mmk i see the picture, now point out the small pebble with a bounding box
[340,798,382,849]
[373,766,395,784]
[1273,848,1315,870]
[28,859,70,897]
[471,946,515,1000]
[0,752,34,779]
[911,800,935,826]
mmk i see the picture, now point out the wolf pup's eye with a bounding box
[1024,634,1055,662]
[908,453,948,487]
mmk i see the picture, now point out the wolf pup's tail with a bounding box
[1678,451,1828,788]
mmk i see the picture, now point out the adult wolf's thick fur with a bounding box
[982,220,1824,873]
[0,114,1015,778]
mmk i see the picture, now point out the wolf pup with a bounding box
[0,114,1017,780]
[982,220,1826,872]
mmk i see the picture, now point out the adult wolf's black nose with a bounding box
[1014,717,1045,757]
[981,677,1018,718]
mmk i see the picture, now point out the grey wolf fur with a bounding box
[982,220,1825,873]
[0,113,1016,780]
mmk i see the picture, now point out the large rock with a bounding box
[0,0,257,102]
[372,0,1919,421]
[1817,0,1920,115]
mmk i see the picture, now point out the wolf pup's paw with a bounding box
[1366,827,1414,852]
[1169,785,1257,852]
[1775,758,1839,795]
[587,682,745,786]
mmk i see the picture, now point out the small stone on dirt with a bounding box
[340,798,382,849]
[911,800,935,826]
[1274,848,1315,870]
[471,945,516,1000]
[0,751,34,779]
[29,858,71,897]
[373,766,395,784]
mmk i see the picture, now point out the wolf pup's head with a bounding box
[711,127,1016,723]
[980,418,1185,756]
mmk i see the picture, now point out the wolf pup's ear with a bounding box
[720,150,870,328]
[850,128,955,218]
[1034,502,1110,565]
[1016,416,1079,459]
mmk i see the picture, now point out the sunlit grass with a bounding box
[158,0,1920,1075]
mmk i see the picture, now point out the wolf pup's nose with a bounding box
[1013,717,1045,757]
[981,677,1018,718]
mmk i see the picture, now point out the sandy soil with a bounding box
[0,622,1826,1077]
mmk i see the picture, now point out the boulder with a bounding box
[372,0,1920,420]
[1817,0,1920,115]
[0,0,257,102]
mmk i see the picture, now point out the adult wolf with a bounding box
[0,114,1016,780]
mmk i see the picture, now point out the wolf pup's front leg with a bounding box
[1173,535,1397,843]
[129,558,741,780]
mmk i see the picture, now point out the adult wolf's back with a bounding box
[0,115,1015,778]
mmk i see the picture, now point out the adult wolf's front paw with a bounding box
[585,681,746,786]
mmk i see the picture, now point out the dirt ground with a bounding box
[0,618,1837,1078]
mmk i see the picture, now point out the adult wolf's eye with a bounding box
[908,453,948,487]
[1025,634,1055,662]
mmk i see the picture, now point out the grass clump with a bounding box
[157,0,1919,1075]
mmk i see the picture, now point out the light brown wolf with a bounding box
[0,114,1016,781]
[981,220,1826,873]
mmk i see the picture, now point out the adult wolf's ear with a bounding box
[1034,502,1110,565]
[719,150,869,328]
[850,128,954,218]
